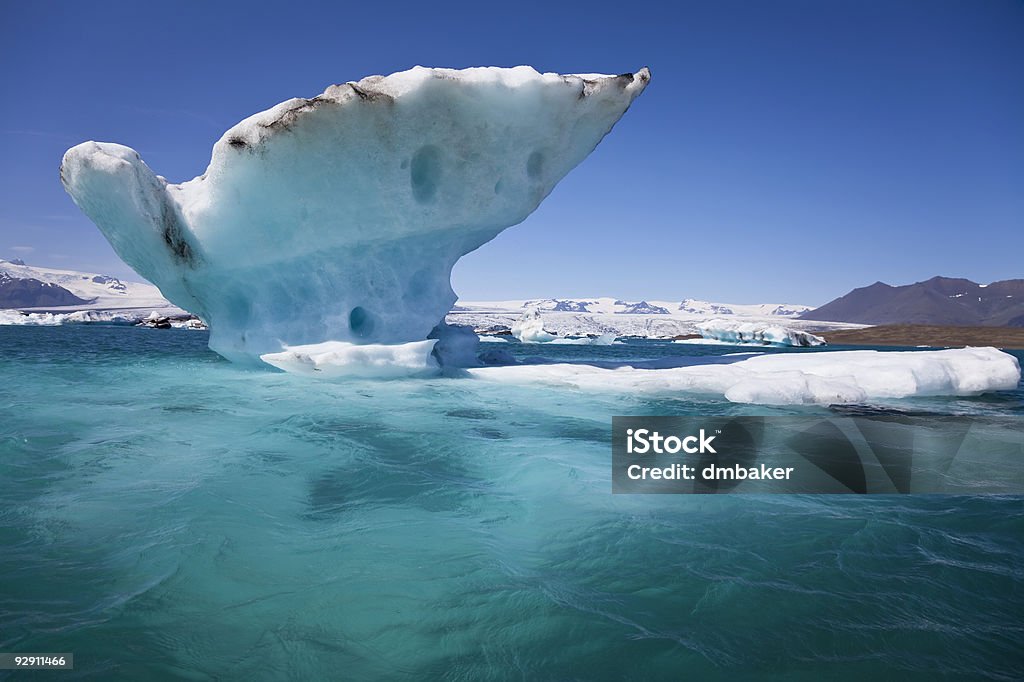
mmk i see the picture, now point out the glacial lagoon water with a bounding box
[1,326,1022,680]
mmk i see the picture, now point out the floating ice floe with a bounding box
[62,66,650,367]
[261,340,440,378]
[687,319,826,347]
[548,333,619,346]
[468,347,1021,405]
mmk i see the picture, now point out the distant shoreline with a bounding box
[823,325,1024,350]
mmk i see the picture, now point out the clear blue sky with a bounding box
[1,0,1021,305]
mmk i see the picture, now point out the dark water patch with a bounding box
[160,404,214,414]
[444,408,496,420]
[302,425,495,520]
[471,427,508,440]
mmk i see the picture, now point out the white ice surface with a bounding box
[61,66,649,364]
[468,347,1021,405]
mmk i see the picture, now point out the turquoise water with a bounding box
[1,326,1022,680]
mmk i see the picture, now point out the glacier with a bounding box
[448,297,852,341]
[61,66,650,366]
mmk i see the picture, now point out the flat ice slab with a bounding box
[261,340,440,378]
[468,347,1022,405]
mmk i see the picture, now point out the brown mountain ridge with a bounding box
[801,276,1024,327]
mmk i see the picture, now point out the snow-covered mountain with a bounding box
[0,270,90,307]
[0,259,176,311]
[460,297,809,316]
[678,298,813,317]
[0,259,188,327]
[617,300,670,315]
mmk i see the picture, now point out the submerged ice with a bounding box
[61,66,650,365]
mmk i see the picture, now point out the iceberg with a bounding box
[469,347,1021,405]
[693,319,826,347]
[511,308,558,343]
[61,66,650,366]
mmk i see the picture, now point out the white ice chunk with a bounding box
[261,340,440,378]
[61,66,649,366]
[468,347,1021,405]
[511,308,557,343]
